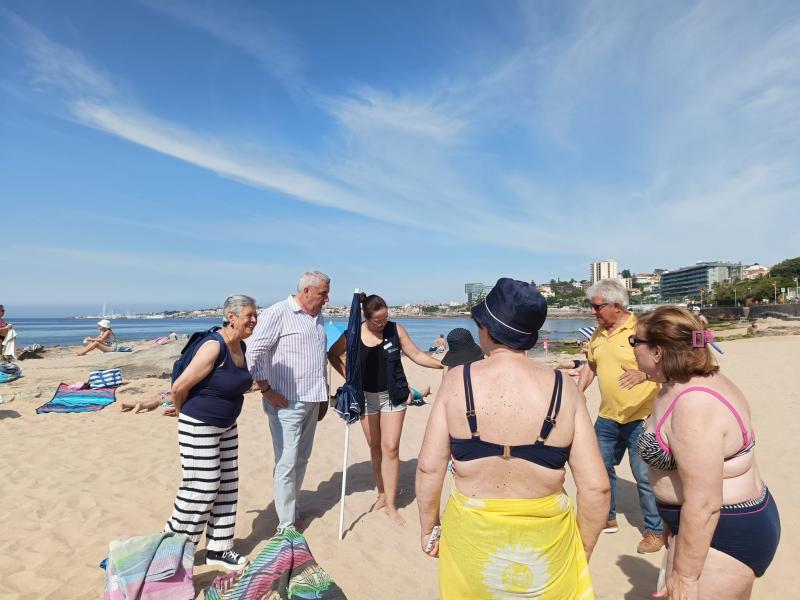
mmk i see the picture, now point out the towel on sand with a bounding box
[104,532,195,600]
[36,383,116,413]
[204,528,346,600]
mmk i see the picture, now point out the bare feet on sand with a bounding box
[371,494,387,512]
[385,506,406,526]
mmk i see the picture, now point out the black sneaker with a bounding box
[410,398,426,407]
[206,549,248,571]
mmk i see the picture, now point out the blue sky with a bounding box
[3,0,799,316]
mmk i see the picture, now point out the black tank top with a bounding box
[361,339,386,392]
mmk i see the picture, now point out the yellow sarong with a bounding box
[439,486,594,599]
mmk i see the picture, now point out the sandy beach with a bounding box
[0,328,796,599]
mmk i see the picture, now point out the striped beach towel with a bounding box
[89,368,123,388]
[36,383,116,413]
[204,528,346,600]
[104,532,195,600]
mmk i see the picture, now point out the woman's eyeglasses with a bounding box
[369,318,388,326]
[628,335,652,347]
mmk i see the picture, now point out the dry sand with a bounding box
[0,332,796,599]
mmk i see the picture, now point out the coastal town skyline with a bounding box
[13,254,785,319]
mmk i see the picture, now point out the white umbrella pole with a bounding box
[338,422,350,540]
[337,287,360,541]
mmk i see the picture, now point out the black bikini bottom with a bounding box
[657,486,780,577]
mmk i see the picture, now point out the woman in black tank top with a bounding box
[329,293,444,526]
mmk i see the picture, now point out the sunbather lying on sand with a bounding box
[120,391,172,414]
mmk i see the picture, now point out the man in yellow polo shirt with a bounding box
[578,278,664,554]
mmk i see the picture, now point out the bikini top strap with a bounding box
[462,361,479,438]
[537,370,563,444]
[655,386,751,453]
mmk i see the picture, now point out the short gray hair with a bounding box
[297,271,330,292]
[586,278,628,307]
[222,294,257,325]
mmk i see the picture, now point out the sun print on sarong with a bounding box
[481,543,551,599]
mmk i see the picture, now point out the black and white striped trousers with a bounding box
[164,414,239,551]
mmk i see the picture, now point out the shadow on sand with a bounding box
[238,457,419,554]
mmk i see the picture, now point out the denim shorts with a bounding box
[363,390,406,416]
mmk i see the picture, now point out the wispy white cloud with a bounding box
[324,87,468,144]
[7,1,800,278]
[5,11,121,100]
[137,0,306,90]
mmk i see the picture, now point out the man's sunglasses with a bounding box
[628,335,652,347]
[589,302,608,311]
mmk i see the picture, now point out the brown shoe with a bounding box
[602,519,619,534]
[637,530,665,554]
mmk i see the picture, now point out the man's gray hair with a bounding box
[297,271,331,292]
[586,278,628,307]
[222,294,257,325]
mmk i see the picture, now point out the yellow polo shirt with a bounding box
[587,313,659,424]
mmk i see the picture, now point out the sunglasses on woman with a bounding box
[628,335,652,347]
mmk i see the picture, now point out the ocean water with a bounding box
[10,316,595,353]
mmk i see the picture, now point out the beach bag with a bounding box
[89,368,123,388]
[115,345,134,352]
[0,362,21,383]
[171,327,222,383]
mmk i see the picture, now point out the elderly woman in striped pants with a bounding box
[164,295,257,571]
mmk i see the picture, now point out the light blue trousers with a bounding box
[264,399,320,529]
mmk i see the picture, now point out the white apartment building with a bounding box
[590,260,618,284]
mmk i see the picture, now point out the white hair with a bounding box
[586,278,628,307]
[222,294,257,325]
[297,271,330,292]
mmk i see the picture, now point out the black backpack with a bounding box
[170,327,223,383]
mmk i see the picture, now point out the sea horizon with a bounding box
[10,315,597,352]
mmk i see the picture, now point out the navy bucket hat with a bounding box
[471,278,548,350]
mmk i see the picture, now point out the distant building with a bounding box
[590,260,618,285]
[464,282,494,304]
[619,277,634,290]
[742,263,770,280]
[537,283,555,298]
[659,261,742,302]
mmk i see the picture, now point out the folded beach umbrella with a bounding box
[578,326,596,340]
[334,290,363,540]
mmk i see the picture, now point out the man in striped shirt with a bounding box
[246,271,331,532]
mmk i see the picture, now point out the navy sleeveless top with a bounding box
[181,333,253,428]
[449,362,571,469]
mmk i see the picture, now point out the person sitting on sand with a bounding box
[77,319,118,355]
[408,384,432,407]
[0,304,12,342]
[328,292,444,526]
[440,327,484,374]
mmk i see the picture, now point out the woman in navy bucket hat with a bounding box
[470,278,548,350]
[417,277,610,598]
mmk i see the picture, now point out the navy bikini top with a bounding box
[449,362,571,469]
